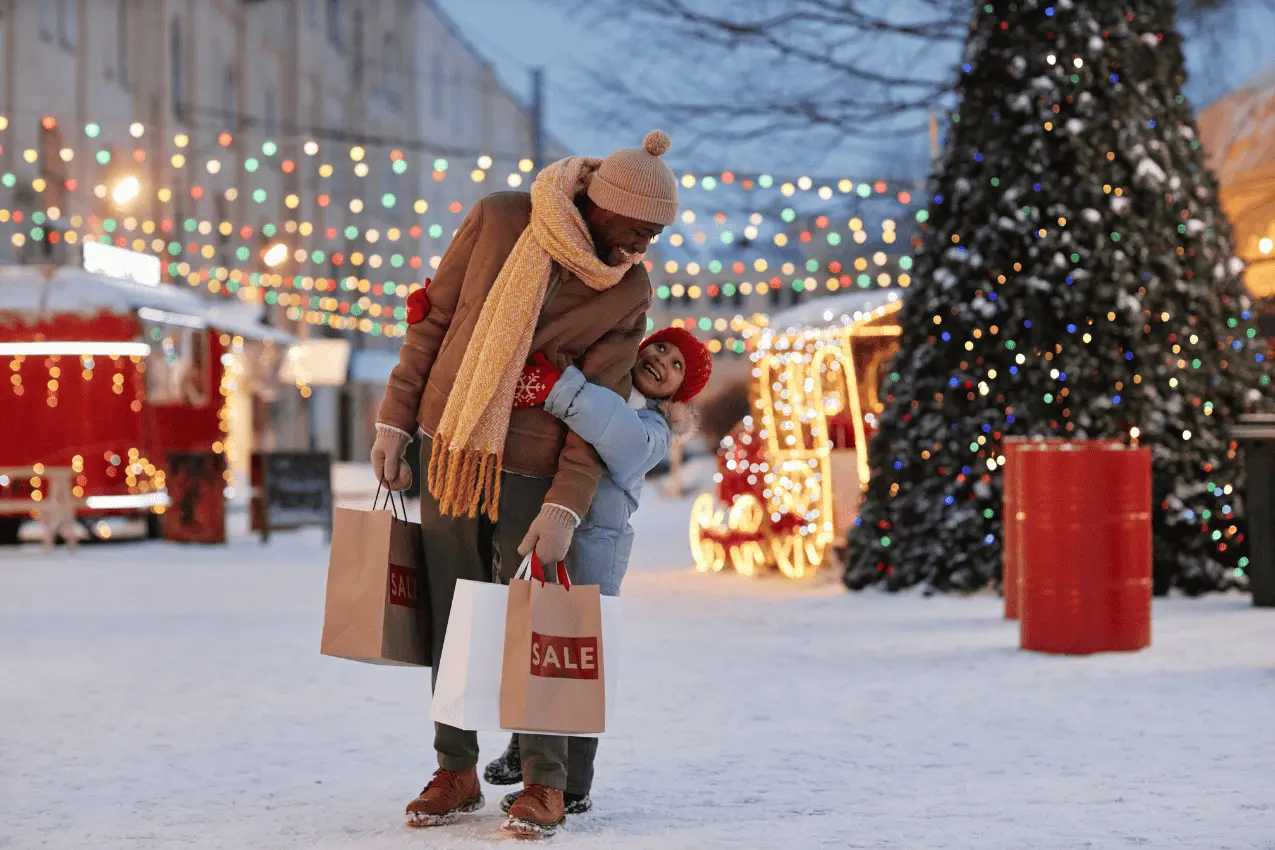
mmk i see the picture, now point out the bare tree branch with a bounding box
[545,0,1271,172]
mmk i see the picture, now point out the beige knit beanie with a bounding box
[586,130,679,226]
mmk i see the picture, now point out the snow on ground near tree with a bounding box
[3,481,1275,849]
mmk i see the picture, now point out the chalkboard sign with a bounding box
[250,452,332,542]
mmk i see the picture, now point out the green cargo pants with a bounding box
[419,434,578,790]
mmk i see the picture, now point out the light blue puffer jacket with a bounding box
[543,366,671,596]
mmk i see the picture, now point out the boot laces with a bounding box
[423,768,460,796]
[523,784,557,809]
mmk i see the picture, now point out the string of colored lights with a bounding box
[2,192,921,337]
[3,115,928,340]
[6,201,921,319]
[0,183,924,277]
[5,115,924,198]
[6,116,925,275]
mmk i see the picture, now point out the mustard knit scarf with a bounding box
[428,156,636,520]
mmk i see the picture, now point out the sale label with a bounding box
[388,562,418,608]
[529,632,599,680]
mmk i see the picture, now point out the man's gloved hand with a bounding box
[513,352,563,409]
[517,503,578,566]
[371,425,413,491]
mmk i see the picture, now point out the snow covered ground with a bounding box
[3,475,1275,849]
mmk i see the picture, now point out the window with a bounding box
[326,0,343,48]
[380,156,399,198]
[39,2,52,40]
[325,98,344,198]
[57,0,77,49]
[352,7,363,88]
[308,0,319,27]
[374,32,390,100]
[170,18,185,117]
[215,196,231,265]
[117,0,130,86]
[145,324,209,406]
[222,67,236,120]
[264,88,277,138]
[431,54,445,118]
[379,32,397,103]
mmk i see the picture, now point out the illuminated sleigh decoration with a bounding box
[690,296,903,578]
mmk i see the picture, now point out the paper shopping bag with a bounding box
[431,556,622,735]
[500,554,607,735]
[429,577,512,731]
[320,491,430,666]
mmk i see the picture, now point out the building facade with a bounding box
[0,0,561,466]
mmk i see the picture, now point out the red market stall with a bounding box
[0,257,293,544]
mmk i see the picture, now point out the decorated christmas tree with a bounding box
[845,0,1270,594]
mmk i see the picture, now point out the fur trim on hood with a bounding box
[663,400,700,438]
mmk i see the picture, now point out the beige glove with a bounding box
[517,503,578,566]
[370,424,412,491]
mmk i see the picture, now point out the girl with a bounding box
[491,326,712,822]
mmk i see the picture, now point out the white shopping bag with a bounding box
[429,556,622,736]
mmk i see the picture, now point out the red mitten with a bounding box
[513,353,563,409]
[405,278,432,324]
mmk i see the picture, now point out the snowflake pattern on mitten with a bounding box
[512,353,561,409]
[514,371,546,408]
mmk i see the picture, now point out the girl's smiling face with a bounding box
[634,341,685,399]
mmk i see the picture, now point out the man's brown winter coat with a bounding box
[377,191,652,517]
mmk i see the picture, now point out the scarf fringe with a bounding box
[428,433,502,521]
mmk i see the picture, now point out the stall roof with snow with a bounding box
[756,287,906,337]
[0,265,295,344]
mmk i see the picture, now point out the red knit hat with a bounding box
[640,326,713,402]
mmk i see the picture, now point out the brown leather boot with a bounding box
[504,784,565,838]
[404,767,484,827]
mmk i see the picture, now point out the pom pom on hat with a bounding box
[587,131,679,226]
[643,129,671,157]
[641,326,713,403]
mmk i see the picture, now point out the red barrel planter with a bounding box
[1003,437,1063,620]
[1002,437,1121,620]
[1017,441,1152,655]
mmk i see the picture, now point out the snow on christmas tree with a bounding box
[845,0,1271,595]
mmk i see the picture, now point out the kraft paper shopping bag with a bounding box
[431,555,621,736]
[501,554,607,735]
[320,489,430,666]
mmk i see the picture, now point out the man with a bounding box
[370,131,678,838]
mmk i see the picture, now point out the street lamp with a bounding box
[112,176,140,205]
[262,242,288,267]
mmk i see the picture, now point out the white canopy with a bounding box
[0,265,296,343]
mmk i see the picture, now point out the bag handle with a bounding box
[529,552,571,591]
[373,482,409,520]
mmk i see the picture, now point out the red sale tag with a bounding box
[388,562,418,608]
[529,632,599,680]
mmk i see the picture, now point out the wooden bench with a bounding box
[0,466,81,552]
